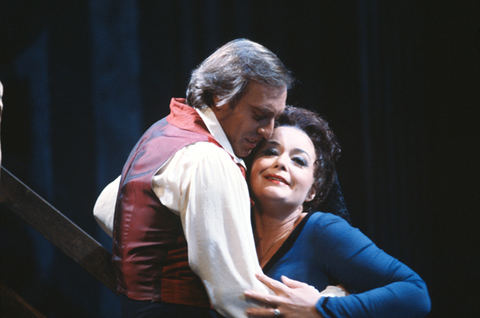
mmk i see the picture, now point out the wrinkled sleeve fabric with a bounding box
[93,175,120,237]
[312,214,431,318]
[153,142,271,318]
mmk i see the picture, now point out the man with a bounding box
[94,39,293,318]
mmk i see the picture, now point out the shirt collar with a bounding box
[196,106,246,169]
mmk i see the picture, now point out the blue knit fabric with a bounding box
[264,212,431,318]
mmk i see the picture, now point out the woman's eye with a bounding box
[293,157,308,167]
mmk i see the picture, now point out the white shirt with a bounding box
[93,106,271,318]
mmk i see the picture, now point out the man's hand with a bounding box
[244,273,324,318]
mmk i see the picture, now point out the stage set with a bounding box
[1,1,479,317]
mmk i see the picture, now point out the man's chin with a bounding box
[238,151,251,158]
[232,145,250,158]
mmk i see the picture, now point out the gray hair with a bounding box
[186,39,294,109]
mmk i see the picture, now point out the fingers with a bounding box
[245,307,282,317]
[244,289,280,307]
[255,273,287,294]
[280,275,309,288]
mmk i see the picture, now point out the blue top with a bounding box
[263,212,431,318]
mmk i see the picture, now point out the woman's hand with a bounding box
[244,273,324,318]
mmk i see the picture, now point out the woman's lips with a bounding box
[265,174,289,185]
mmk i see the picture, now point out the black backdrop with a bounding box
[1,1,479,317]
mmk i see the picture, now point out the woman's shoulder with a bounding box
[306,211,351,227]
[304,212,368,244]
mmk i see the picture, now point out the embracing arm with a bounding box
[245,214,430,318]
[312,215,431,318]
[93,143,272,317]
[155,143,272,318]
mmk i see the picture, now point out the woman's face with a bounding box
[250,126,317,210]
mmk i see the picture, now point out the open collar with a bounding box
[196,106,246,169]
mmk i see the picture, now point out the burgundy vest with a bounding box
[113,99,223,307]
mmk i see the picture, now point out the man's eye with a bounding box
[254,114,267,121]
[262,148,278,156]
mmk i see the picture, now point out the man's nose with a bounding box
[257,118,275,138]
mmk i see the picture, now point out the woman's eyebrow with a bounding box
[293,148,312,160]
[263,141,312,160]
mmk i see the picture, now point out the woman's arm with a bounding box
[245,213,431,318]
[312,215,430,318]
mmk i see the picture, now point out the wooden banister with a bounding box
[0,167,117,294]
[1,281,47,318]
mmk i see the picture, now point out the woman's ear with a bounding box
[305,187,316,202]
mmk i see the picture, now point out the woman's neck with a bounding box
[254,203,306,268]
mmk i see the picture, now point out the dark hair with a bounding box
[186,39,294,109]
[275,106,341,212]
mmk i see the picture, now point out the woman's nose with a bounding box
[274,155,288,170]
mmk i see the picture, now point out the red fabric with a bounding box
[237,163,246,178]
[113,99,223,307]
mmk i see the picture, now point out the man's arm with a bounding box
[93,142,272,317]
[93,175,120,237]
[154,142,272,318]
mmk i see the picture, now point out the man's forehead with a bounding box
[244,82,287,98]
[251,104,280,115]
[242,83,286,115]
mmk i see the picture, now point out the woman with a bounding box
[244,106,431,317]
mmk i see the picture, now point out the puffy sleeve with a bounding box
[312,214,431,318]
[93,175,120,237]
[153,142,271,318]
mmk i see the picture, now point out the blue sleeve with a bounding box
[311,213,431,318]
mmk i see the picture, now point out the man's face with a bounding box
[212,82,287,158]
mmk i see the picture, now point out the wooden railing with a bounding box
[0,167,117,317]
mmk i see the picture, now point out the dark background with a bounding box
[1,1,479,317]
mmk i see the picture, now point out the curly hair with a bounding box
[275,106,341,212]
[186,39,294,109]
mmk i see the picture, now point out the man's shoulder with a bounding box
[161,141,244,188]
[179,141,232,162]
